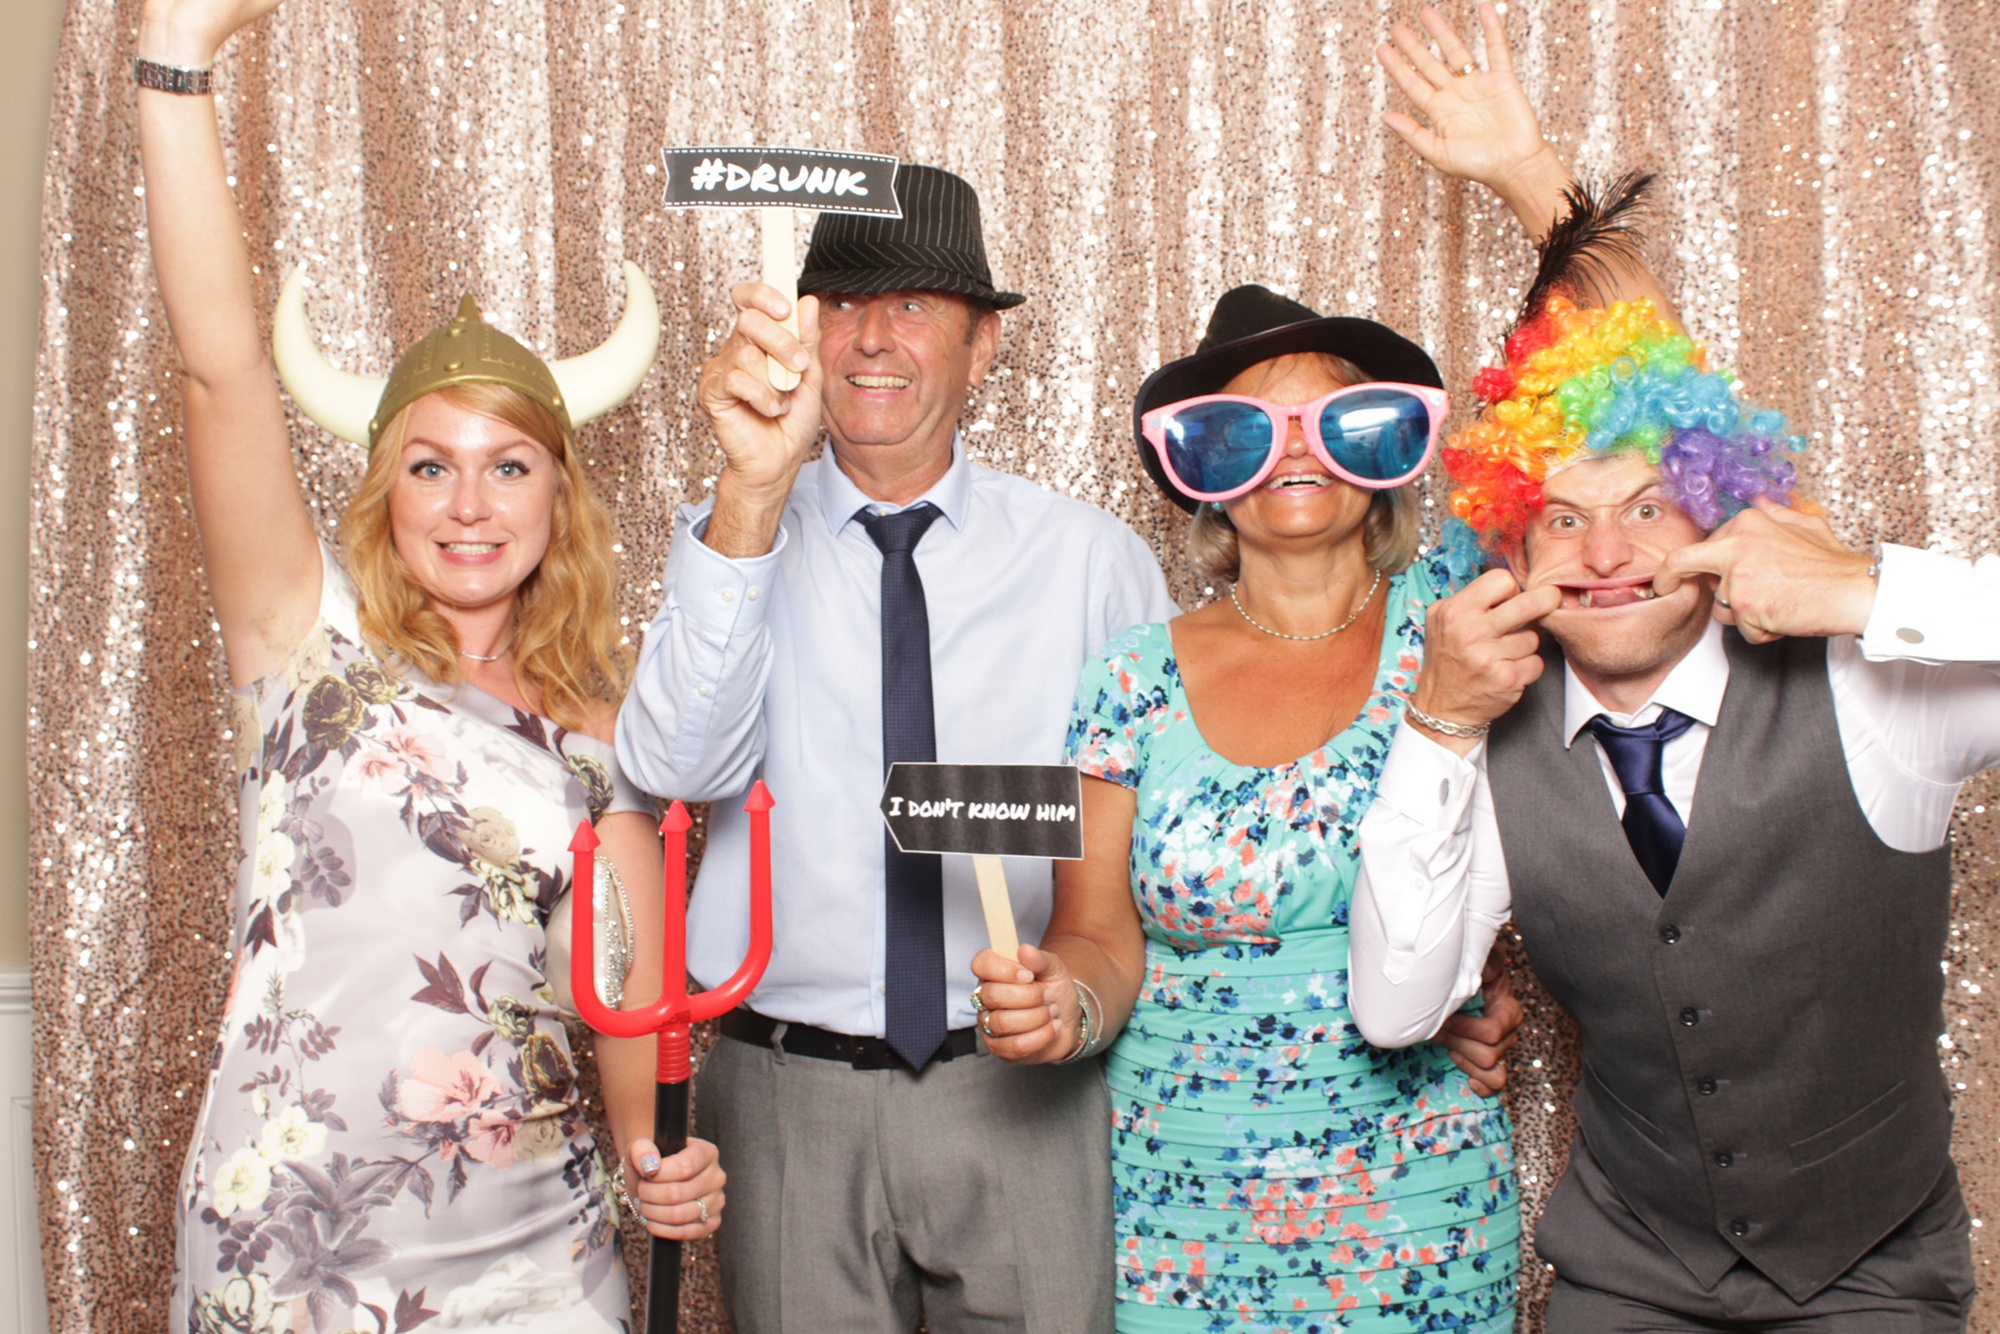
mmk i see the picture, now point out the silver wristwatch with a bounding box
[134,58,213,95]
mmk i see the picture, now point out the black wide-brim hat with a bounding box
[1134,284,1444,513]
[798,163,1025,309]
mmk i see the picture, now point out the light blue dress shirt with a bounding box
[616,440,1178,1036]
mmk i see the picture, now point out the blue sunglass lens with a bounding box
[1318,388,1433,482]
[1161,401,1274,496]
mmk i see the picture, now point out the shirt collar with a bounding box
[818,432,972,534]
[1561,618,1730,746]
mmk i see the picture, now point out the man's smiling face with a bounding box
[816,289,999,464]
[1515,452,1714,699]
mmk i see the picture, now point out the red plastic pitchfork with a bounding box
[569,781,774,1334]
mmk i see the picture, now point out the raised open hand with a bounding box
[1378,3,1561,200]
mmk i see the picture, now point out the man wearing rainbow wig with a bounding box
[1349,179,2000,1331]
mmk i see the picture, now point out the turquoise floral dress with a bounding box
[1065,551,1518,1333]
[170,548,647,1334]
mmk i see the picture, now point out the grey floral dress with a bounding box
[171,547,649,1334]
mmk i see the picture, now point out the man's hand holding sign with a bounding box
[670,147,902,559]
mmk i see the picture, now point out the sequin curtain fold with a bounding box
[30,0,2000,1329]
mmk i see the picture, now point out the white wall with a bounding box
[5,0,68,1324]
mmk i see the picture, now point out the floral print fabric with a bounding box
[1065,553,1519,1332]
[172,548,648,1334]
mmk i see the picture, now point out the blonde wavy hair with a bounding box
[1184,352,1423,585]
[339,382,631,732]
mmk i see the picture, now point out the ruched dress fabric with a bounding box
[170,548,647,1334]
[1065,551,1519,1333]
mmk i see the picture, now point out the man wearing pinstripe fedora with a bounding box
[618,163,1175,1332]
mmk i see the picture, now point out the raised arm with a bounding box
[614,284,825,801]
[1379,2,1677,320]
[139,0,321,686]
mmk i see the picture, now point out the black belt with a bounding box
[719,1008,981,1070]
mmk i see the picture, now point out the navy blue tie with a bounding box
[859,504,947,1070]
[1585,707,1698,897]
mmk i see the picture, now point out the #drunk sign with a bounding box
[661,146,902,390]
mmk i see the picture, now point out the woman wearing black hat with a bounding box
[971,6,1668,1329]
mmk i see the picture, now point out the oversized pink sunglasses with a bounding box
[1140,382,1449,502]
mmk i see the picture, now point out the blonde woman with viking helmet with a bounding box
[137,0,723,1326]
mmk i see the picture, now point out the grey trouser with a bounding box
[695,1030,1116,1334]
[1541,1138,1974,1332]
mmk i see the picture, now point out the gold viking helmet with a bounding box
[270,261,661,448]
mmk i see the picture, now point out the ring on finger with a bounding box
[1458,61,1478,76]
[697,1197,711,1225]
[970,983,987,1013]
[979,1010,995,1039]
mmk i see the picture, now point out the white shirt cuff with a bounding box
[1860,544,2000,665]
[672,518,786,637]
[1374,720,1485,823]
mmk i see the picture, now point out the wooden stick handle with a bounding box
[759,206,801,391]
[972,855,1020,960]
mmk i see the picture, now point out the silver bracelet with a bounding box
[610,1165,644,1222]
[134,58,214,95]
[1056,978,1104,1064]
[1404,702,1490,740]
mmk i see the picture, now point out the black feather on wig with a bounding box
[1510,169,1657,334]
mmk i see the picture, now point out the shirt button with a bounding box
[719,589,736,603]
[1680,1007,1700,1027]
[1730,1219,1750,1237]
[746,587,760,601]
[1660,925,1682,944]
[1715,1151,1734,1168]
[697,683,713,697]
[1896,627,1925,644]
[1698,1077,1718,1096]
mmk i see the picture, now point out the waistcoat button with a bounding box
[1715,1151,1734,1168]
[1660,925,1682,944]
[1680,1007,1699,1026]
[1730,1218,1750,1237]
[1698,1077,1718,1095]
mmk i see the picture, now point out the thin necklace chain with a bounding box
[1229,568,1382,642]
[458,641,512,663]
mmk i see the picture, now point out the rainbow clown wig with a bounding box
[1445,174,1807,550]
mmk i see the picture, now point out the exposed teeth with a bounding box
[1270,474,1328,489]
[1579,589,1594,609]
[1638,586,1659,600]
[445,542,498,554]
[850,375,910,389]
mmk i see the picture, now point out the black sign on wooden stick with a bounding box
[879,763,1083,960]
[661,146,902,391]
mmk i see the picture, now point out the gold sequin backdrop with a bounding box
[28,0,2000,1328]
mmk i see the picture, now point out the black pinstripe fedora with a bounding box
[798,163,1025,309]
[1133,285,1443,512]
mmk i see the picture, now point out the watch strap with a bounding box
[134,58,213,95]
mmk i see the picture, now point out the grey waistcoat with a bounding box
[1488,630,1954,1303]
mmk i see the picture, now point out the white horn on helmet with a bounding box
[550,261,661,426]
[270,267,387,448]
